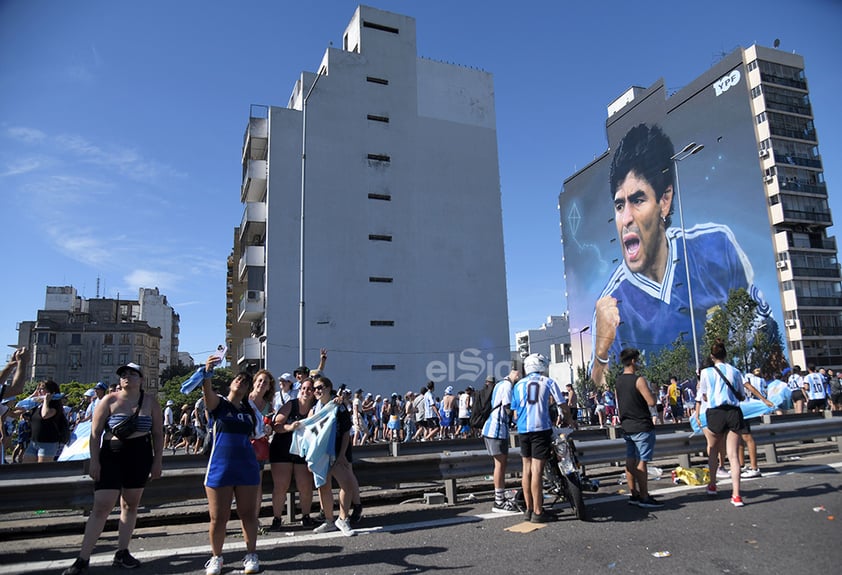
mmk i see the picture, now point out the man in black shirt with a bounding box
[615,348,663,509]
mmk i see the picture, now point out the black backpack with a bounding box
[469,382,498,430]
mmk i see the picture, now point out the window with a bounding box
[367,114,389,123]
[751,85,762,98]
[135,334,144,345]
[370,320,395,327]
[104,334,113,345]
[369,277,394,283]
[368,193,391,201]
[119,353,128,365]
[367,153,390,162]
[120,334,130,345]
[369,234,393,242]
[102,353,112,366]
[71,333,81,345]
[756,112,766,124]
[371,364,396,371]
[747,60,758,71]
[362,20,399,34]
[136,354,143,365]
[366,76,389,86]
[69,351,81,369]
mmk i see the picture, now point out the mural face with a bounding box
[561,59,784,381]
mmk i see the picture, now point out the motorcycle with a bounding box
[542,426,599,521]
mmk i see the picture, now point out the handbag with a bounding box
[107,390,144,440]
[251,435,270,461]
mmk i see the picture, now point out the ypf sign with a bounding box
[714,69,741,96]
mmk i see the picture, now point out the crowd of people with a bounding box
[3,342,842,573]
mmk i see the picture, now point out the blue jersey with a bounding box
[593,224,775,364]
[511,373,565,434]
[698,363,744,409]
[205,396,260,488]
[804,372,826,400]
[482,379,512,440]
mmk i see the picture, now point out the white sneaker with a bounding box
[335,517,356,536]
[205,555,223,575]
[243,553,259,574]
[716,467,730,479]
[313,521,338,534]
[740,468,762,478]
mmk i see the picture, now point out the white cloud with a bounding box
[6,126,46,143]
[0,157,41,177]
[124,269,181,292]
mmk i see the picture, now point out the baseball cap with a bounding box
[84,389,96,397]
[116,362,144,378]
[95,382,108,391]
[279,372,293,382]
[444,386,453,395]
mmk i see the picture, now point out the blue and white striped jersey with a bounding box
[511,373,565,434]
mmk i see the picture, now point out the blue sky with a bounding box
[1,0,840,364]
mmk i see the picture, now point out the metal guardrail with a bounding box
[1,412,839,513]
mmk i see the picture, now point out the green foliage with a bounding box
[641,337,694,386]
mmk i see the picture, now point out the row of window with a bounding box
[36,332,158,347]
[35,352,154,368]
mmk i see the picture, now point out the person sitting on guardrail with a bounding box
[61,362,164,575]
[201,356,261,575]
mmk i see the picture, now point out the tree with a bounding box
[725,288,757,371]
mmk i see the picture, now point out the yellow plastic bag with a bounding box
[671,466,710,486]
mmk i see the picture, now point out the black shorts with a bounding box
[807,398,827,411]
[706,405,747,435]
[269,433,306,465]
[831,392,842,405]
[791,389,806,403]
[519,429,553,461]
[96,435,153,491]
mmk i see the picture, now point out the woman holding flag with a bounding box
[309,375,357,536]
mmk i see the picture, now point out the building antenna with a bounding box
[96,276,101,299]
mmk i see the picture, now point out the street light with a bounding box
[299,66,326,366]
[576,325,590,385]
[671,142,704,377]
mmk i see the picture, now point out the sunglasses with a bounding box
[314,385,324,392]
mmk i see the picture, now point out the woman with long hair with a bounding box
[22,379,66,463]
[202,357,261,575]
[267,376,317,530]
[61,363,163,574]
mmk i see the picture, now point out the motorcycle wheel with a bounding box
[561,473,589,521]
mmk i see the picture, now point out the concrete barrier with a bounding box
[1,412,839,513]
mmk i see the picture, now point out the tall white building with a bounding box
[231,5,510,395]
[138,287,180,370]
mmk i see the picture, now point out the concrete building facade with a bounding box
[230,5,510,396]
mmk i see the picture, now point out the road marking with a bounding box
[4,461,840,574]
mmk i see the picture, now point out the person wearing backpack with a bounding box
[480,368,519,513]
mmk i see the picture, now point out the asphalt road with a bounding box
[2,453,840,575]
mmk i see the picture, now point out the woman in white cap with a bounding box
[62,362,163,575]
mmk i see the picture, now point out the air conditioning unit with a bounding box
[785,319,797,328]
[765,175,775,184]
[759,149,769,158]
[776,261,788,269]
[246,290,260,301]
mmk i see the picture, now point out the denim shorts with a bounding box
[24,440,60,459]
[624,431,656,462]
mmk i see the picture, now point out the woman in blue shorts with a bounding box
[202,356,261,575]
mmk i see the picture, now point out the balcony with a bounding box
[241,159,267,203]
[239,202,267,244]
[238,337,261,364]
[791,266,841,280]
[238,245,265,280]
[796,296,842,308]
[241,115,268,162]
[237,290,265,322]
[782,208,832,225]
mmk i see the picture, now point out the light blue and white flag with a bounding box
[290,403,337,488]
[58,420,92,461]
[690,399,776,434]
[181,366,213,394]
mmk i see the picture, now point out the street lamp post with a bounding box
[577,325,590,386]
[299,67,326,366]
[671,142,705,377]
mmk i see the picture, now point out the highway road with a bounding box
[1,453,840,574]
